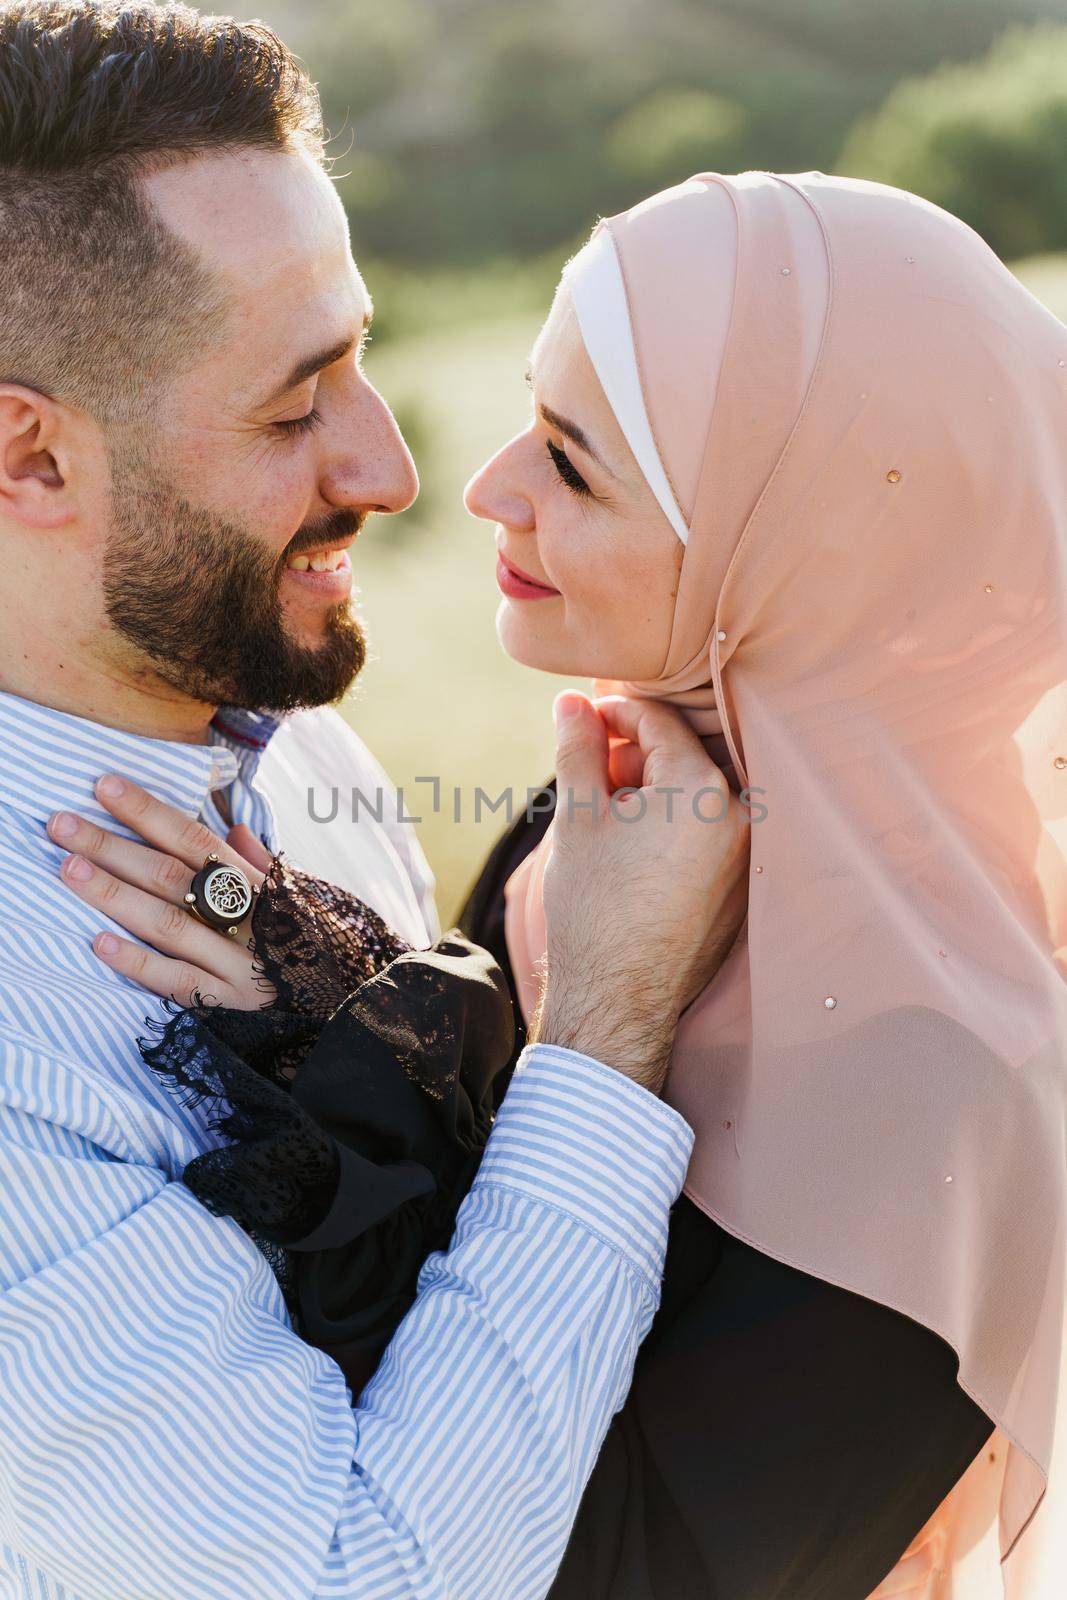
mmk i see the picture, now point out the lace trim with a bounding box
[247,849,410,1020]
[137,852,511,1340]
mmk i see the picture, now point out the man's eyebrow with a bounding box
[258,310,373,409]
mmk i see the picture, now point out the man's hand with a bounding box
[531,691,751,1094]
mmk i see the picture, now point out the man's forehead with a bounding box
[143,146,370,402]
[151,143,313,229]
[145,144,355,306]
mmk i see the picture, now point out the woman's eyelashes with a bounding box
[546,439,591,498]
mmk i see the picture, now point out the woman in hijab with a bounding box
[459,170,1067,1598]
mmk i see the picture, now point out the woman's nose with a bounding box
[464,440,534,530]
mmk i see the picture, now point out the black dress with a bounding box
[457,781,997,1600]
[137,850,518,1397]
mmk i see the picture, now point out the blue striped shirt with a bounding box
[0,689,694,1599]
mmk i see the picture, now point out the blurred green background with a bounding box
[251,0,1067,922]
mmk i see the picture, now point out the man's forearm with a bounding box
[0,1041,691,1600]
[530,981,677,1094]
[317,1043,694,1598]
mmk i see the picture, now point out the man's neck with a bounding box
[0,646,221,747]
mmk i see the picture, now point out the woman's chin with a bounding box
[495,601,581,675]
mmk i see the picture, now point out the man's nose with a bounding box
[322,384,419,515]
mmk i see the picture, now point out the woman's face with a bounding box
[463,288,684,680]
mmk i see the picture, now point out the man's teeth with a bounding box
[285,549,348,573]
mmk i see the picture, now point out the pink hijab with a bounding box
[504,171,1067,1598]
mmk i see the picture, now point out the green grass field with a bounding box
[340,252,1067,926]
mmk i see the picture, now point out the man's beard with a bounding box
[102,445,367,713]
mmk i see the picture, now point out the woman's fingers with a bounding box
[91,929,240,1007]
[58,854,251,984]
[47,810,203,906]
[91,773,266,882]
[226,823,273,874]
[47,780,277,1011]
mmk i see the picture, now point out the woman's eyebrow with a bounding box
[540,402,620,480]
[524,368,617,478]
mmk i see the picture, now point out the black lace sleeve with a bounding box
[137,851,515,1397]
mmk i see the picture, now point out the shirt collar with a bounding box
[0,689,284,839]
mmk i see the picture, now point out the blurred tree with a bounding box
[608,88,747,184]
[257,0,1067,266]
[838,21,1067,258]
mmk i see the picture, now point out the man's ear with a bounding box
[0,384,79,530]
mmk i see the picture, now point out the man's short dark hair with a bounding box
[0,1,326,426]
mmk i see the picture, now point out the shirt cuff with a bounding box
[474,1042,695,1295]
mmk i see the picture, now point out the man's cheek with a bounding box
[254,468,315,545]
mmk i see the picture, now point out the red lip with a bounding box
[496,551,561,601]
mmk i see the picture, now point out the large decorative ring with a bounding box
[183,853,258,938]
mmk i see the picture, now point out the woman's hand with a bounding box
[47,773,277,1010]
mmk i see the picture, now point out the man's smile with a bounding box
[282,541,353,598]
[284,546,350,572]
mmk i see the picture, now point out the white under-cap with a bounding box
[561,226,691,545]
